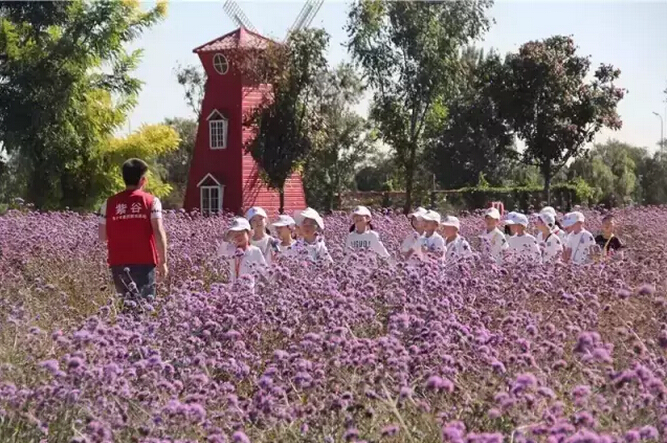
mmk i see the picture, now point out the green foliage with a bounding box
[569,140,639,206]
[430,51,516,189]
[245,28,330,213]
[354,151,401,193]
[0,0,166,209]
[88,124,180,209]
[303,64,374,212]
[442,183,586,213]
[174,64,206,118]
[346,0,493,213]
[490,35,625,200]
[158,118,197,208]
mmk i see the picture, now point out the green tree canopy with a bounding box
[303,63,374,212]
[0,0,166,209]
[244,28,330,214]
[490,35,625,202]
[346,0,493,213]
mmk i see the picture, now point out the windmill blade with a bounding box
[223,0,257,33]
[299,0,323,30]
[284,0,323,42]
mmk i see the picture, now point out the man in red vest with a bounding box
[98,158,168,299]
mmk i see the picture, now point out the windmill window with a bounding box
[208,110,228,150]
[213,53,229,75]
[200,186,223,216]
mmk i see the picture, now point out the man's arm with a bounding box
[150,198,168,269]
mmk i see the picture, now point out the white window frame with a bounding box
[207,110,228,150]
[212,53,229,75]
[197,173,224,216]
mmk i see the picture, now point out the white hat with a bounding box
[421,210,441,224]
[441,216,460,230]
[505,212,528,227]
[227,217,251,233]
[272,214,296,227]
[562,211,585,228]
[540,206,556,217]
[484,207,501,220]
[538,212,556,228]
[245,207,268,222]
[297,207,324,230]
[408,207,427,219]
[352,206,372,218]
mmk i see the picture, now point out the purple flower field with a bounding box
[0,208,666,443]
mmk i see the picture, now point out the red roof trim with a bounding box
[192,26,280,54]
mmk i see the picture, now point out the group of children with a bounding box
[219,205,623,284]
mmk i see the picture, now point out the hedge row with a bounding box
[340,183,587,213]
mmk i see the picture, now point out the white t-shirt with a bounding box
[346,230,390,258]
[540,231,564,263]
[295,237,333,264]
[507,233,541,262]
[250,234,275,266]
[445,235,473,261]
[218,243,267,285]
[98,197,162,225]
[421,232,446,258]
[401,231,422,254]
[480,228,508,264]
[537,227,567,245]
[566,229,596,265]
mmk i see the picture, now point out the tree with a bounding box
[303,64,374,211]
[89,124,180,209]
[174,64,206,118]
[346,0,493,213]
[245,29,329,214]
[158,118,197,208]
[492,36,625,202]
[430,52,516,189]
[0,0,166,209]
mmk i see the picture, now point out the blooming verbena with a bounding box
[0,208,665,443]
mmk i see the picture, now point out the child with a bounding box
[562,211,596,265]
[401,207,427,260]
[505,212,541,262]
[538,206,567,243]
[218,217,267,285]
[442,216,472,261]
[480,207,508,264]
[346,206,390,259]
[420,210,446,259]
[535,211,563,263]
[595,213,623,258]
[271,214,297,253]
[295,207,333,264]
[245,207,277,265]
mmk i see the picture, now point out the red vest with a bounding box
[105,189,158,267]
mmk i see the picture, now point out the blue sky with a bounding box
[128,0,667,150]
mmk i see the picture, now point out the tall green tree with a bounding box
[158,117,197,208]
[491,36,625,202]
[0,0,166,209]
[245,28,329,214]
[174,64,206,118]
[430,52,516,189]
[303,63,374,212]
[346,0,493,213]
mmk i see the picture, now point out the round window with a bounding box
[212,53,229,75]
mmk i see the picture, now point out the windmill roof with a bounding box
[193,27,279,53]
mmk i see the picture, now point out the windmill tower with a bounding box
[183,0,323,216]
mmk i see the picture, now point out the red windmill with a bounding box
[183,0,323,216]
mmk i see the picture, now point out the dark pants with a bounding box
[111,265,156,299]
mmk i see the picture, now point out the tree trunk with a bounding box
[278,186,285,214]
[542,161,552,205]
[403,145,417,215]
